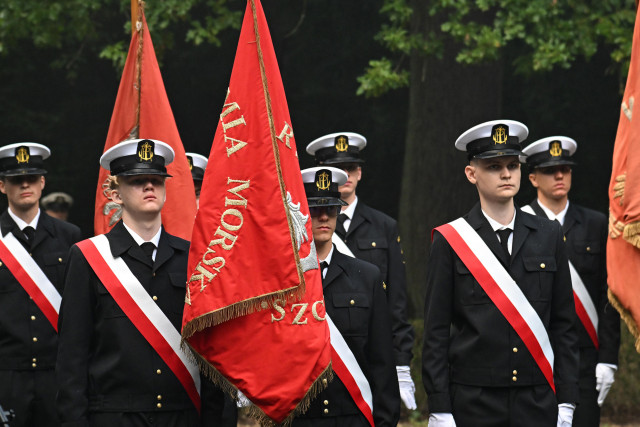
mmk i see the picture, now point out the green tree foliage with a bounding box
[359,0,637,97]
[0,0,242,72]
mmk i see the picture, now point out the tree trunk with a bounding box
[400,1,503,317]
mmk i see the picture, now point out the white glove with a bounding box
[557,403,575,427]
[236,390,251,408]
[428,412,456,427]
[596,363,617,406]
[396,365,417,410]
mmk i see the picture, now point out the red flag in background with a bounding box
[94,2,196,239]
[608,4,640,352]
[181,0,331,424]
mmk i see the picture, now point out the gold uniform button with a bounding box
[153,272,156,277]
[512,376,517,382]
[563,236,567,242]
[323,409,329,414]
[512,370,518,375]
[58,257,63,263]
[157,403,162,409]
[383,283,387,290]
[153,296,158,301]
[586,246,591,252]
[0,261,3,267]
[397,236,401,243]
[371,242,376,248]
[323,400,329,405]
[157,395,162,400]
[350,299,355,306]
[540,263,546,269]
[156,369,162,375]
[513,347,518,353]
[322,379,328,386]
[31,315,36,321]
[32,337,38,342]
[32,358,37,362]
[32,363,37,368]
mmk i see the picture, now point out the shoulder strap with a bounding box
[0,231,60,331]
[434,218,556,393]
[77,235,201,412]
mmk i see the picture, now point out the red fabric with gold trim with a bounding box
[608,5,640,347]
[182,0,331,424]
[93,10,195,240]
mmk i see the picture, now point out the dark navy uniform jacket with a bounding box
[56,221,222,427]
[335,201,414,366]
[422,204,580,413]
[0,210,81,371]
[294,249,400,427]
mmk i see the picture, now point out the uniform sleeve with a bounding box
[550,223,580,404]
[596,214,621,364]
[386,221,415,366]
[56,245,94,427]
[422,231,455,413]
[366,268,401,426]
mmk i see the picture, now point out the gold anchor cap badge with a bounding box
[137,140,154,162]
[549,141,563,157]
[15,146,30,164]
[492,125,508,145]
[316,170,331,191]
[335,135,349,152]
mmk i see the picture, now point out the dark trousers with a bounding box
[88,410,200,427]
[0,369,59,427]
[451,384,557,427]
[573,348,600,427]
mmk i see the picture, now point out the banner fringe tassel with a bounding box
[622,221,640,249]
[180,342,333,426]
[608,289,640,353]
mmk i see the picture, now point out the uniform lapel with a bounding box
[0,210,28,247]
[323,247,345,289]
[511,207,531,261]
[107,221,153,268]
[153,229,175,272]
[466,204,510,266]
[562,203,579,235]
[530,199,546,217]
[345,202,366,238]
[30,213,54,251]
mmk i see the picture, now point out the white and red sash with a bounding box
[435,218,556,392]
[77,235,201,412]
[326,314,374,426]
[521,205,599,349]
[0,231,60,331]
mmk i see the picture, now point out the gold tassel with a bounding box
[613,173,626,206]
[609,211,624,239]
[608,290,640,353]
[623,221,640,249]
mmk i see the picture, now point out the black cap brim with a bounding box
[116,169,172,177]
[532,159,576,169]
[1,168,47,177]
[472,149,523,160]
[307,197,348,207]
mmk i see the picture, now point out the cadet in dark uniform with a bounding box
[522,136,620,427]
[422,121,579,427]
[307,133,416,409]
[0,143,81,427]
[56,139,222,427]
[185,153,207,209]
[293,166,400,427]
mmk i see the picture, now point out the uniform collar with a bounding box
[341,195,358,220]
[537,199,570,225]
[122,221,162,247]
[319,244,335,266]
[480,207,516,231]
[8,207,40,231]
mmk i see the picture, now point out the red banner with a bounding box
[181,0,331,424]
[608,4,640,352]
[94,4,195,240]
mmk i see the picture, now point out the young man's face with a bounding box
[112,174,166,216]
[0,175,45,211]
[528,165,572,201]
[336,163,361,200]
[310,205,339,244]
[465,156,521,203]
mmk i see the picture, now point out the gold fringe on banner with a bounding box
[613,173,626,205]
[182,341,333,426]
[181,288,301,339]
[623,221,640,249]
[608,289,640,353]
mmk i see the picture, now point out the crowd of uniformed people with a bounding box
[0,120,620,427]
